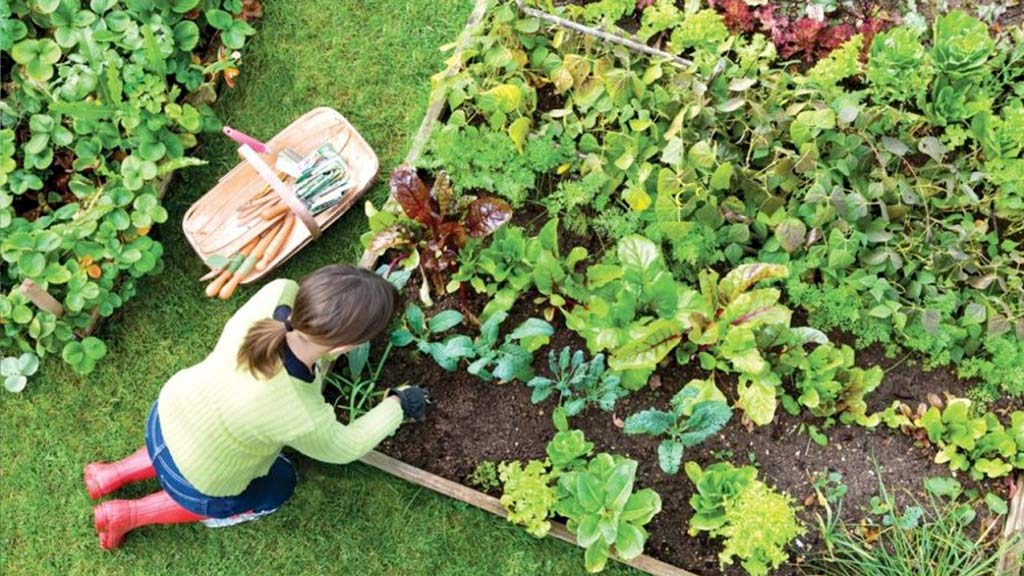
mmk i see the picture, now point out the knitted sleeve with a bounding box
[287,396,404,464]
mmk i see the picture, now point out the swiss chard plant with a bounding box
[624,378,732,474]
[366,167,512,301]
[526,348,626,417]
[565,235,688,390]
[686,460,804,576]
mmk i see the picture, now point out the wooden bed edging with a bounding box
[359,450,699,576]
[998,473,1024,575]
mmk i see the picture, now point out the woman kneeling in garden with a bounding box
[83,264,427,549]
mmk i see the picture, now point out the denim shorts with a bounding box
[145,401,297,518]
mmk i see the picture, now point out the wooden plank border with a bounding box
[999,473,1024,575]
[360,450,699,576]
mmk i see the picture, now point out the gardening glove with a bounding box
[389,385,428,422]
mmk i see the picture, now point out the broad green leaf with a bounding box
[480,84,523,113]
[737,376,777,426]
[679,401,732,447]
[604,459,638,511]
[576,472,604,514]
[584,538,610,573]
[428,310,464,333]
[615,522,647,560]
[620,489,661,524]
[623,409,674,436]
[508,116,530,154]
[710,162,733,190]
[577,514,602,547]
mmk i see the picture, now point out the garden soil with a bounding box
[327,288,1008,575]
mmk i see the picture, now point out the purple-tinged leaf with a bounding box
[466,196,512,238]
[389,166,437,227]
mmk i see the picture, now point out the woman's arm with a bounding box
[287,396,404,464]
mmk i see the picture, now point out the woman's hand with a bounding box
[388,386,428,422]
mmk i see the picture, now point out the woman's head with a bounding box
[238,265,400,379]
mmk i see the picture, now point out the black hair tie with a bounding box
[283,317,294,332]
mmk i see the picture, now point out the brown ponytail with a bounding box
[237,318,290,379]
[238,265,400,379]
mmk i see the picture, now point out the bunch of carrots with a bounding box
[202,203,295,300]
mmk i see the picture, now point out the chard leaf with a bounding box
[737,375,778,426]
[466,196,512,238]
[718,263,788,303]
[389,166,436,227]
[608,319,683,373]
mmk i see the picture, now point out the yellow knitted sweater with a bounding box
[156,278,403,497]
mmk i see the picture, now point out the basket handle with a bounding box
[237,145,321,238]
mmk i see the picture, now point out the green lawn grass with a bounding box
[0,2,637,574]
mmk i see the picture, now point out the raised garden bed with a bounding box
[337,1,1024,574]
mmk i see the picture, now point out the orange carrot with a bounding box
[218,224,280,300]
[255,213,295,272]
[204,236,259,297]
[261,203,290,221]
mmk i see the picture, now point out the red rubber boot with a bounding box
[84,447,156,499]
[93,490,206,550]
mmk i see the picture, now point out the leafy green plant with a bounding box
[366,167,512,299]
[554,453,662,573]
[498,459,557,538]
[324,341,393,424]
[467,460,500,492]
[2,0,259,387]
[624,378,732,474]
[526,348,626,417]
[2,352,39,393]
[776,338,884,426]
[565,235,686,390]
[916,398,1020,479]
[808,474,1009,576]
[390,304,474,371]
[685,461,757,535]
[448,219,587,324]
[465,312,553,384]
[686,461,804,576]
[683,263,792,426]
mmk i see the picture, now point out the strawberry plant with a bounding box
[624,378,732,474]
[2,0,260,388]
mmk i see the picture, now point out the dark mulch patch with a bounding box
[324,280,1007,575]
